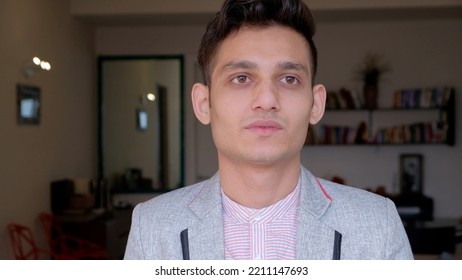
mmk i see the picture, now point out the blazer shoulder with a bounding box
[319,178,389,207]
[317,178,400,230]
[136,181,208,214]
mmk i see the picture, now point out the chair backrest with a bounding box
[7,223,45,260]
[38,212,64,253]
[38,212,108,259]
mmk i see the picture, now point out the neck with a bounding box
[218,158,301,209]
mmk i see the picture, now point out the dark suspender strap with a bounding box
[180,229,190,260]
[333,231,342,260]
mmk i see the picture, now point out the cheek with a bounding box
[209,113,239,156]
[210,92,246,124]
[289,95,312,120]
[209,102,239,138]
[287,99,312,136]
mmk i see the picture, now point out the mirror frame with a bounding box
[97,55,185,191]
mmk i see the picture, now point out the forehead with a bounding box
[211,25,311,74]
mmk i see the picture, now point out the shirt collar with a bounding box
[221,178,301,224]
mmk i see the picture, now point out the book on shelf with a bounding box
[326,88,362,110]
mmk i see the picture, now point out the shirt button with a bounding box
[254,255,262,260]
[252,212,261,221]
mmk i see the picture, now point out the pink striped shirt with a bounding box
[221,181,301,260]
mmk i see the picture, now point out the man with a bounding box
[124,0,413,260]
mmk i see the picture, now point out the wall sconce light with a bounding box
[24,56,51,78]
[140,92,156,104]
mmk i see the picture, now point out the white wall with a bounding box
[96,13,462,219]
[0,0,95,259]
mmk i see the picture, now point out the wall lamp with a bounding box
[140,92,156,104]
[24,56,51,78]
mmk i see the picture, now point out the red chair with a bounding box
[7,223,52,260]
[39,212,107,259]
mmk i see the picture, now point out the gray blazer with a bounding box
[124,166,413,259]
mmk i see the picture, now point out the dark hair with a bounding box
[197,0,318,86]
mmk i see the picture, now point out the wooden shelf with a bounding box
[306,87,455,146]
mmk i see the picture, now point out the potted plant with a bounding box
[357,52,391,109]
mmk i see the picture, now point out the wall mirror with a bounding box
[98,55,184,193]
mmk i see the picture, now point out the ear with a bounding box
[309,84,327,124]
[191,82,211,125]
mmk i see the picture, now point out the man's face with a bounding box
[193,25,325,168]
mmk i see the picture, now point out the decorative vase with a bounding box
[363,83,378,109]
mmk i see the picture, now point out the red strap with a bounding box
[316,178,332,201]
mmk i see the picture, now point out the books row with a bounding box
[310,122,368,145]
[393,87,454,109]
[375,121,448,144]
[327,86,454,110]
[309,121,448,145]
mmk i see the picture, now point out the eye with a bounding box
[282,75,298,85]
[232,75,248,84]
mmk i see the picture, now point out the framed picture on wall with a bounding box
[400,154,423,195]
[17,84,41,125]
[136,108,148,131]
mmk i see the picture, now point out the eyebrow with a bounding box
[276,61,309,74]
[220,60,309,75]
[221,60,257,72]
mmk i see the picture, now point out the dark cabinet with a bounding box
[58,210,132,259]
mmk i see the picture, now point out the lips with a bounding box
[244,119,283,135]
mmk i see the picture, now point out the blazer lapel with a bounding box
[296,167,340,260]
[184,174,225,259]
[296,209,337,259]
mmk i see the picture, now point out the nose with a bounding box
[251,81,280,112]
